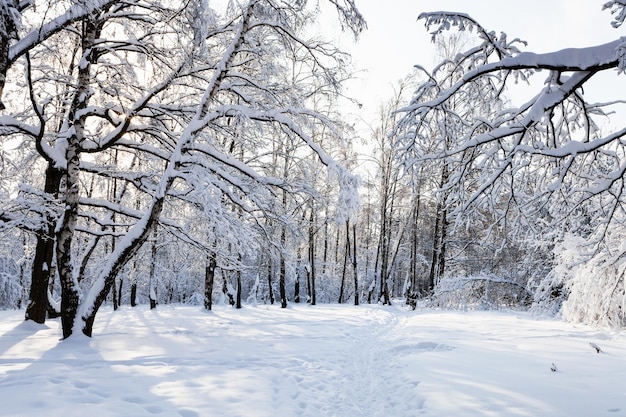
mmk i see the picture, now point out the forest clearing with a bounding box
[1,304,625,417]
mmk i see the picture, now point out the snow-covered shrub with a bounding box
[552,231,626,327]
[0,258,23,309]
[432,272,532,310]
[529,273,569,317]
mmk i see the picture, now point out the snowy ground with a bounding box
[1,304,625,417]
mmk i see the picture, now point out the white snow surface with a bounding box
[1,304,625,417]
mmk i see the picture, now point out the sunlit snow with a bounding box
[1,304,624,417]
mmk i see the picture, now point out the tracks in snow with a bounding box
[268,306,425,417]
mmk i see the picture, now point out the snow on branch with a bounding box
[408,39,622,116]
[8,0,119,63]
[603,0,626,28]
[326,0,366,38]
[418,11,524,60]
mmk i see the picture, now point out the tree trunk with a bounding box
[428,165,449,292]
[236,272,242,309]
[267,261,275,305]
[112,275,118,310]
[294,245,301,303]
[352,222,359,306]
[308,209,316,305]
[25,165,62,323]
[204,253,216,310]
[149,226,158,310]
[279,225,287,309]
[0,0,18,110]
[130,283,137,307]
[57,26,94,337]
[338,220,349,304]
[110,154,118,311]
[322,219,328,276]
[56,139,81,339]
[118,277,123,307]
[407,202,420,309]
[222,274,235,306]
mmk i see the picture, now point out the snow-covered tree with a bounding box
[0,0,365,338]
[396,3,626,322]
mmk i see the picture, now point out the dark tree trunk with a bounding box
[352,222,359,306]
[130,283,137,307]
[338,220,349,304]
[407,201,420,309]
[428,165,449,292]
[279,226,287,309]
[204,254,216,310]
[236,271,242,309]
[111,275,118,311]
[117,277,123,307]
[25,164,62,324]
[295,234,302,303]
[110,170,118,311]
[294,275,300,303]
[0,0,18,110]
[427,210,441,293]
[308,209,316,305]
[267,262,275,305]
[322,219,328,275]
[149,226,158,310]
[437,210,448,283]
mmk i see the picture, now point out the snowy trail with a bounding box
[0,305,424,417]
[1,304,626,417]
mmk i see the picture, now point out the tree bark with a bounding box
[149,226,158,310]
[428,164,449,292]
[338,220,349,304]
[279,222,287,309]
[222,274,235,306]
[56,12,100,338]
[82,194,167,336]
[0,0,18,110]
[130,282,137,307]
[25,164,62,323]
[352,221,359,306]
[236,271,242,309]
[308,208,316,305]
[294,245,301,303]
[267,261,275,305]
[204,253,216,310]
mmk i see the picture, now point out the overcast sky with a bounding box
[340,0,625,130]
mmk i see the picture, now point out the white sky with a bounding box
[340,0,625,133]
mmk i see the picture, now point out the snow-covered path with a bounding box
[1,304,625,416]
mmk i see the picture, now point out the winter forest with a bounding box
[1,0,626,342]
